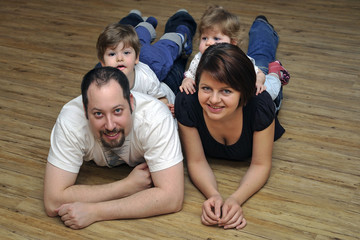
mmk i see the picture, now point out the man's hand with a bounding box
[125,162,153,195]
[57,202,97,229]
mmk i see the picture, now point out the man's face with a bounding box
[86,79,133,148]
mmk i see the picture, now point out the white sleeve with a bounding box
[138,111,183,172]
[184,52,202,79]
[247,55,259,74]
[134,63,167,100]
[47,118,85,173]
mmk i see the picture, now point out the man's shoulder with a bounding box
[57,95,87,128]
[132,91,172,122]
[132,91,166,111]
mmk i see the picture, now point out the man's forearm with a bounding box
[93,185,183,221]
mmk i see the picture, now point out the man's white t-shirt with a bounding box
[47,91,182,173]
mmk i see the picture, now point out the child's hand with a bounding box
[167,103,175,117]
[255,70,266,95]
[255,82,267,95]
[179,77,196,94]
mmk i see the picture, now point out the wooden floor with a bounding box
[1,0,359,239]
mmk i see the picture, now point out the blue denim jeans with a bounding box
[136,26,180,83]
[247,18,282,112]
[119,11,196,94]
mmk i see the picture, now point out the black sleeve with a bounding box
[174,91,198,127]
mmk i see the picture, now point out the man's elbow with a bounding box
[167,192,184,213]
[43,196,60,217]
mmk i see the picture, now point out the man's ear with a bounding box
[129,93,134,113]
[83,104,88,119]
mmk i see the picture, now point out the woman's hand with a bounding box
[201,194,223,226]
[218,197,247,230]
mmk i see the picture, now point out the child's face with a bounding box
[101,42,139,78]
[199,28,233,54]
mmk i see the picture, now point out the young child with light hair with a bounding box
[179,6,290,111]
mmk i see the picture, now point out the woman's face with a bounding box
[198,71,241,121]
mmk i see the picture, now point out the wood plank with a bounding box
[0,0,359,239]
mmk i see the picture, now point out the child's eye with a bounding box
[201,37,208,41]
[214,37,221,41]
[108,52,115,57]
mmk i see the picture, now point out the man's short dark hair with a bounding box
[81,67,131,118]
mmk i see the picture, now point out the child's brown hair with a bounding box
[96,23,141,63]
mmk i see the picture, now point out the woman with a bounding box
[175,43,285,230]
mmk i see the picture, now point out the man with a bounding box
[44,67,184,229]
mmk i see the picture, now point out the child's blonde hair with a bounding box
[199,5,241,45]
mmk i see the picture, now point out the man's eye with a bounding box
[94,112,103,118]
[115,108,122,114]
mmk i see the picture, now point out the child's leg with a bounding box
[247,16,283,113]
[139,10,196,83]
[162,57,188,95]
[264,74,281,101]
[119,10,144,28]
[247,16,279,74]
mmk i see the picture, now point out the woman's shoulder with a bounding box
[175,91,201,127]
[247,91,276,131]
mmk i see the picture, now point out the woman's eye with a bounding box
[223,89,232,94]
[201,86,211,92]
